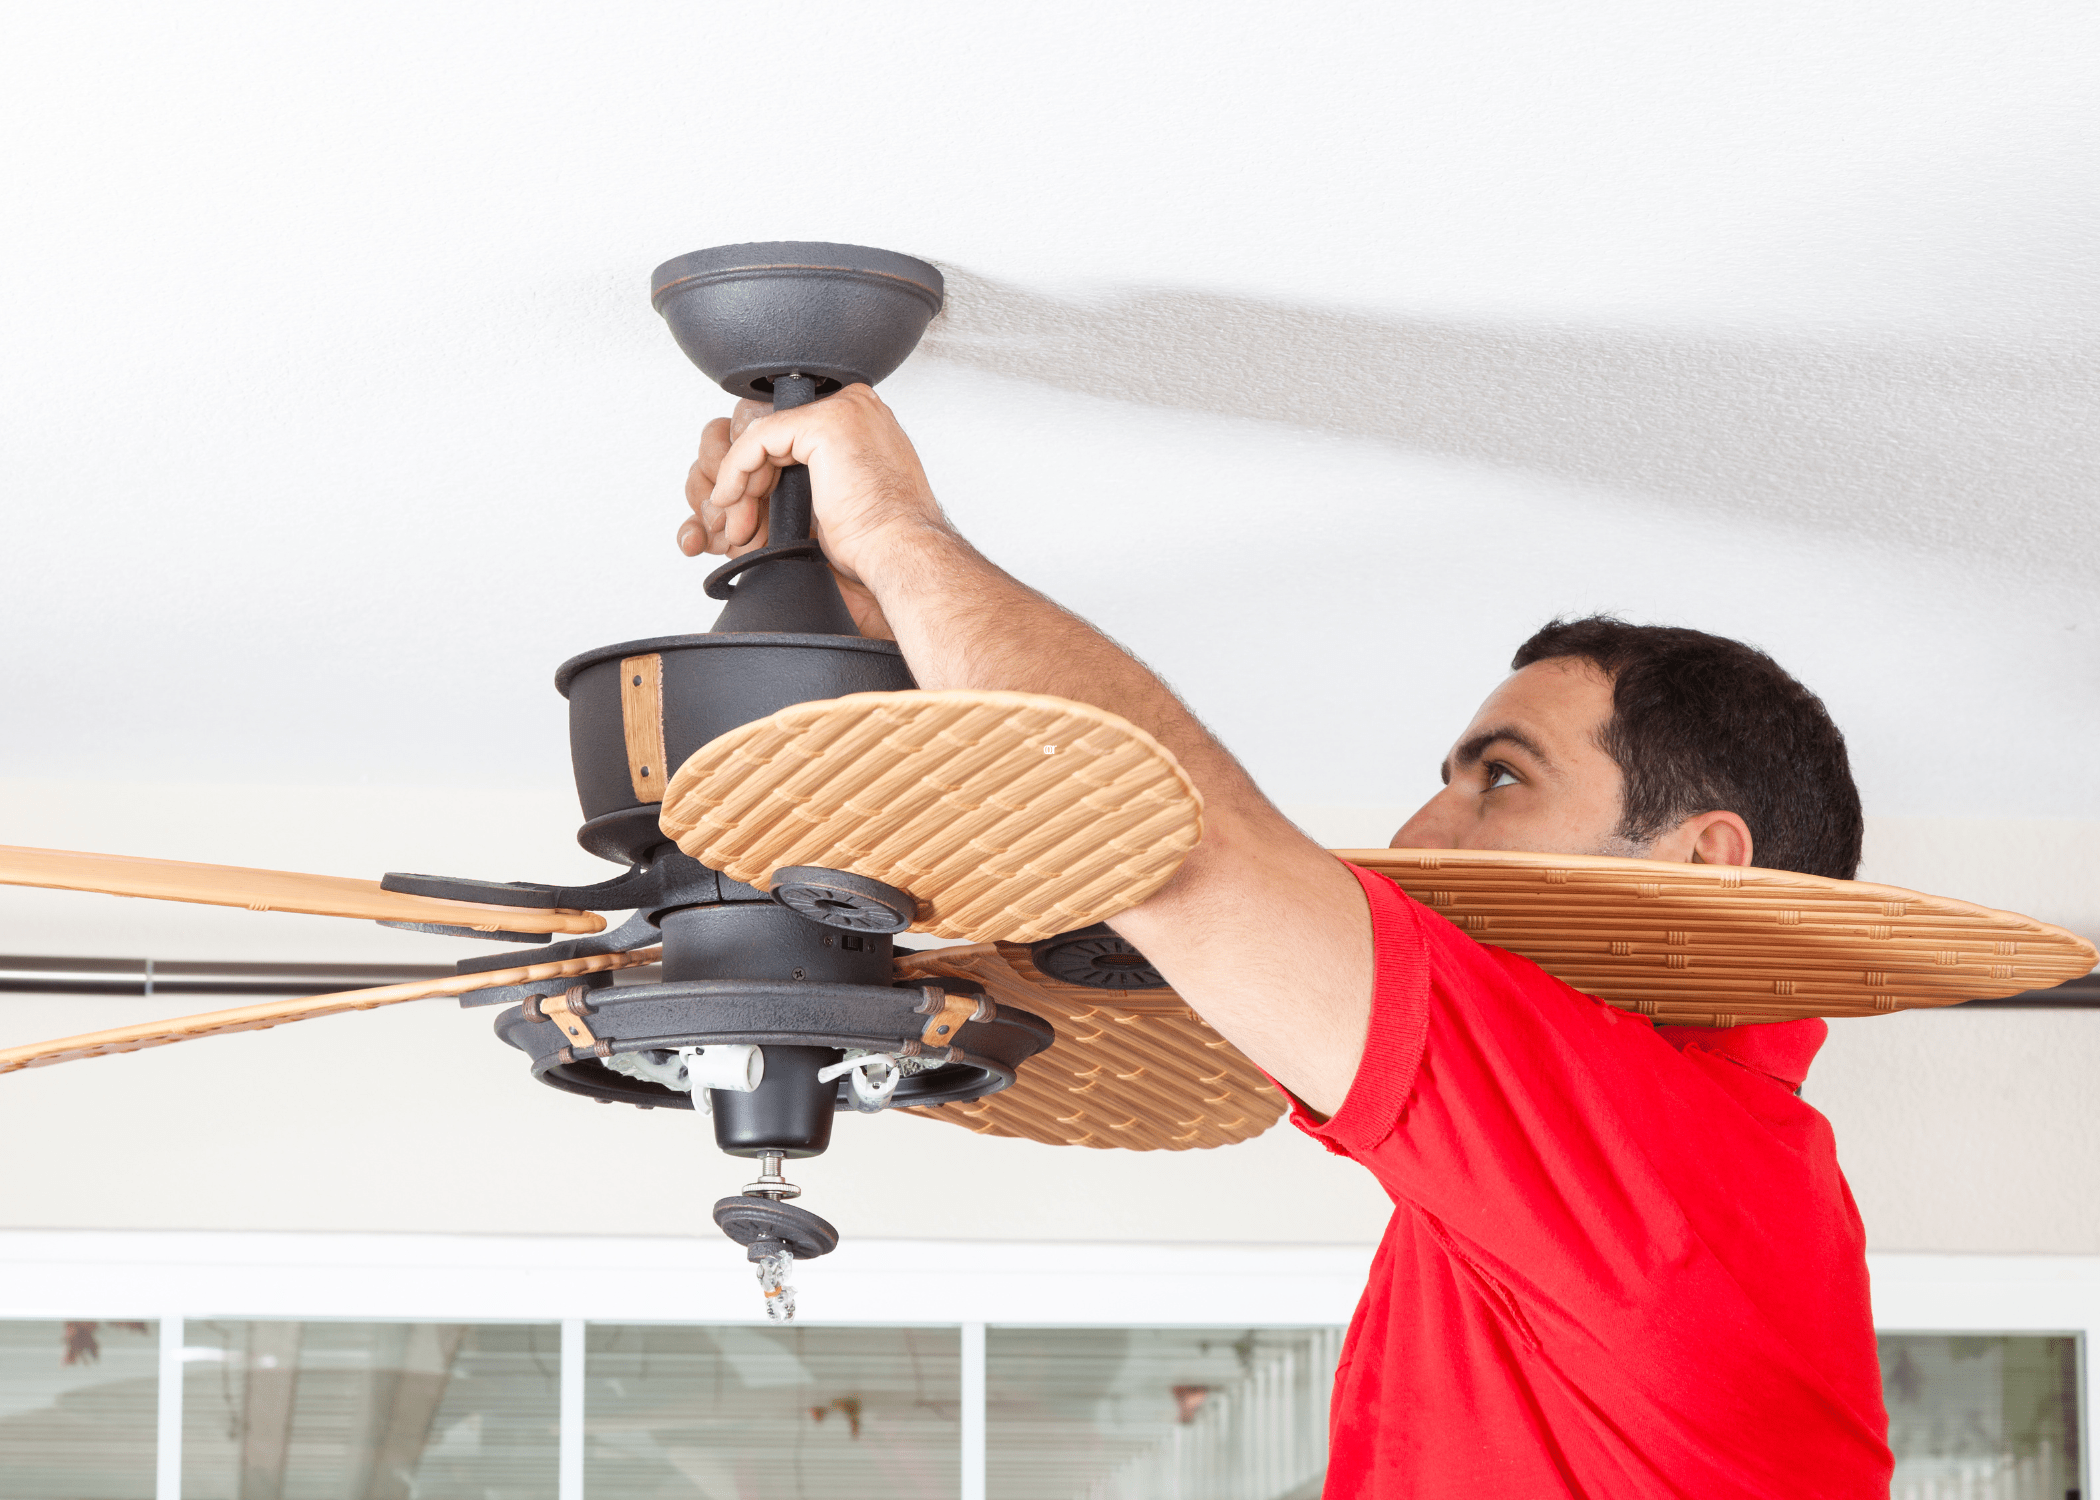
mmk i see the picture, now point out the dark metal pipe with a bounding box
[766,372,819,543]
[0,955,451,998]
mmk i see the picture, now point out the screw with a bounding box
[791,968,806,980]
[632,675,642,686]
[640,767,651,778]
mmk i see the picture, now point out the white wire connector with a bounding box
[817,1050,910,1112]
[682,1043,764,1093]
[599,1044,764,1116]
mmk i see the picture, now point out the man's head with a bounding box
[1390,616,1863,879]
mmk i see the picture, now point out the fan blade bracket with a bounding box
[382,864,677,911]
[384,849,746,921]
[382,871,593,909]
[377,919,570,944]
[451,910,668,989]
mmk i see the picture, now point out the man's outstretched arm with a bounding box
[682,387,1374,1115]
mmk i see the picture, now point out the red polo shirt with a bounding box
[1298,864,1891,1498]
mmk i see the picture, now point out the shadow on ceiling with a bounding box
[918,268,2099,580]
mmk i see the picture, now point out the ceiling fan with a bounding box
[3,243,2091,1320]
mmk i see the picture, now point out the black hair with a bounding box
[1510,616,1863,879]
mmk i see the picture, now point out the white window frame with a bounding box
[2,1231,2090,1498]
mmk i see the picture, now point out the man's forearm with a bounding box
[861,523,1226,775]
[858,520,1375,1114]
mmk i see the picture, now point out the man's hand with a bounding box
[676,385,1376,1116]
[678,386,954,639]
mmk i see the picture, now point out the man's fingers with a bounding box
[692,417,733,495]
[681,430,768,558]
[686,386,923,573]
[691,411,781,491]
[676,496,768,557]
[691,415,781,516]
[686,419,731,536]
[683,404,785,561]
[728,398,771,442]
[710,407,819,511]
[722,496,765,550]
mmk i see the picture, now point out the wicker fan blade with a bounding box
[896,850,2095,1149]
[660,689,1203,944]
[0,947,659,1074]
[894,944,1283,1151]
[0,846,605,936]
[1346,848,2097,1026]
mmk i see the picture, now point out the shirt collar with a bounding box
[1652,1017,1827,1093]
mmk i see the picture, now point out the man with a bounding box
[678,387,1893,1497]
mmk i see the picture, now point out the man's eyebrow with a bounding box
[1439,726,1555,784]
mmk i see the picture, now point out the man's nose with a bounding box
[1390,789,1462,849]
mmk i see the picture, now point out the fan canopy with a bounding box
[651,241,945,401]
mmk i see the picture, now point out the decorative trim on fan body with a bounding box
[556,634,915,865]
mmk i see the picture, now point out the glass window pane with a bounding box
[0,1319,160,1499]
[180,1320,559,1499]
[586,1324,959,1498]
[1881,1333,2083,1500]
[988,1327,1343,1500]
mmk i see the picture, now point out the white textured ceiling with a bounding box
[2,0,2095,854]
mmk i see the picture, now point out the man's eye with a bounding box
[1484,764,1519,791]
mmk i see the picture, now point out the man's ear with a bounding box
[1680,811,1754,868]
